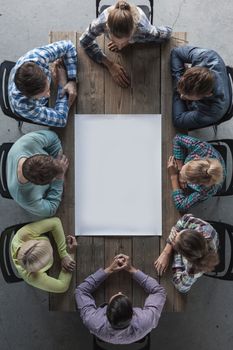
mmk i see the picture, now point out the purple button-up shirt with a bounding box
[75,268,166,345]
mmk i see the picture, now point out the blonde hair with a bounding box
[17,240,53,273]
[183,158,223,186]
[107,1,138,38]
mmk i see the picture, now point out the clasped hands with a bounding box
[105,254,136,274]
[51,59,77,107]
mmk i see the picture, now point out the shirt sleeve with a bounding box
[172,91,221,129]
[133,270,166,328]
[170,46,202,85]
[75,269,108,324]
[17,217,69,259]
[32,41,77,79]
[14,85,69,127]
[33,179,64,217]
[22,269,72,293]
[79,17,107,64]
[172,186,218,212]
[139,13,172,43]
[172,253,199,293]
[173,134,204,160]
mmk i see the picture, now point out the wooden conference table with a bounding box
[49,31,188,312]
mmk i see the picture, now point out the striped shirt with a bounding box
[8,41,77,127]
[80,6,172,63]
[170,214,218,293]
[172,134,226,211]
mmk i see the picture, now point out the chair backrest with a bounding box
[0,142,14,199]
[208,139,233,196]
[0,222,29,283]
[96,1,154,23]
[205,221,233,280]
[0,60,42,125]
[93,333,151,350]
[216,66,233,125]
[0,60,18,118]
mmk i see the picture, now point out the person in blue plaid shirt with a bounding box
[154,214,219,293]
[8,40,77,127]
[80,0,172,87]
[167,134,226,212]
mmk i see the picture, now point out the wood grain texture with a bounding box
[49,31,188,312]
[160,32,188,311]
[49,31,77,311]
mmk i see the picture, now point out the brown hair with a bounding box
[22,154,62,185]
[14,62,47,97]
[183,158,223,186]
[177,66,215,97]
[174,229,219,273]
[107,1,134,38]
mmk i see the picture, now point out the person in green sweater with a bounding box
[11,217,77,293]
[6,130,68,217]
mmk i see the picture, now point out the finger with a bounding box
[119,68,130,84]
[117,75,129,88]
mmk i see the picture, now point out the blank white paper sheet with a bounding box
[75,114,162,236]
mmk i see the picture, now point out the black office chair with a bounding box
[96,0,154,23]
[0,60,42,128]
[93,333,151,350]
[208,139,233,196]
[205,221,233,280]
[0,142,13,199]
[0,223,28,283]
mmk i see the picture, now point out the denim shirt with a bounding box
[171,46,231,129]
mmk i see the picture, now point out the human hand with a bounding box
[104,255,128,274]
[154,250,171,276]
[167,156,179,176]
[176,159,184,171]
[108,41,119,52]
[115,254,137,274]
[57,61,68,88]
[108,62,130,88]
[61,255,76,272]
[66,235,77,254]
[55,152,69,180]
[61,81,77,107]
[178,173,187,189]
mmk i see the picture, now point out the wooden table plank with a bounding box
[49,31,77,311]
[160,32,187,311]
[48,31,188,312]
[76,34,106,306]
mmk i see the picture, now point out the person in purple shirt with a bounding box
[75,254,166,345]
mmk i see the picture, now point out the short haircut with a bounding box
[106,295,133,329]
[14,62,47,97]
[107,1,134,38]
[22,154,62,185]
[177,66,215,97]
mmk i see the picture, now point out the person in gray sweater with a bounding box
[171,46,231,130]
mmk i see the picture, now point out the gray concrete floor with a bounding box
[0,0,233,349]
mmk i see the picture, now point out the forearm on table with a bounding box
[170,174,180,191]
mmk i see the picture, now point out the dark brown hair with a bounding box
[107,1,134,38]
[107,295,133,329]
[177,66,215,97]
[174,229,219,273]
[22,154,62,185]
[14,62,47,97]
